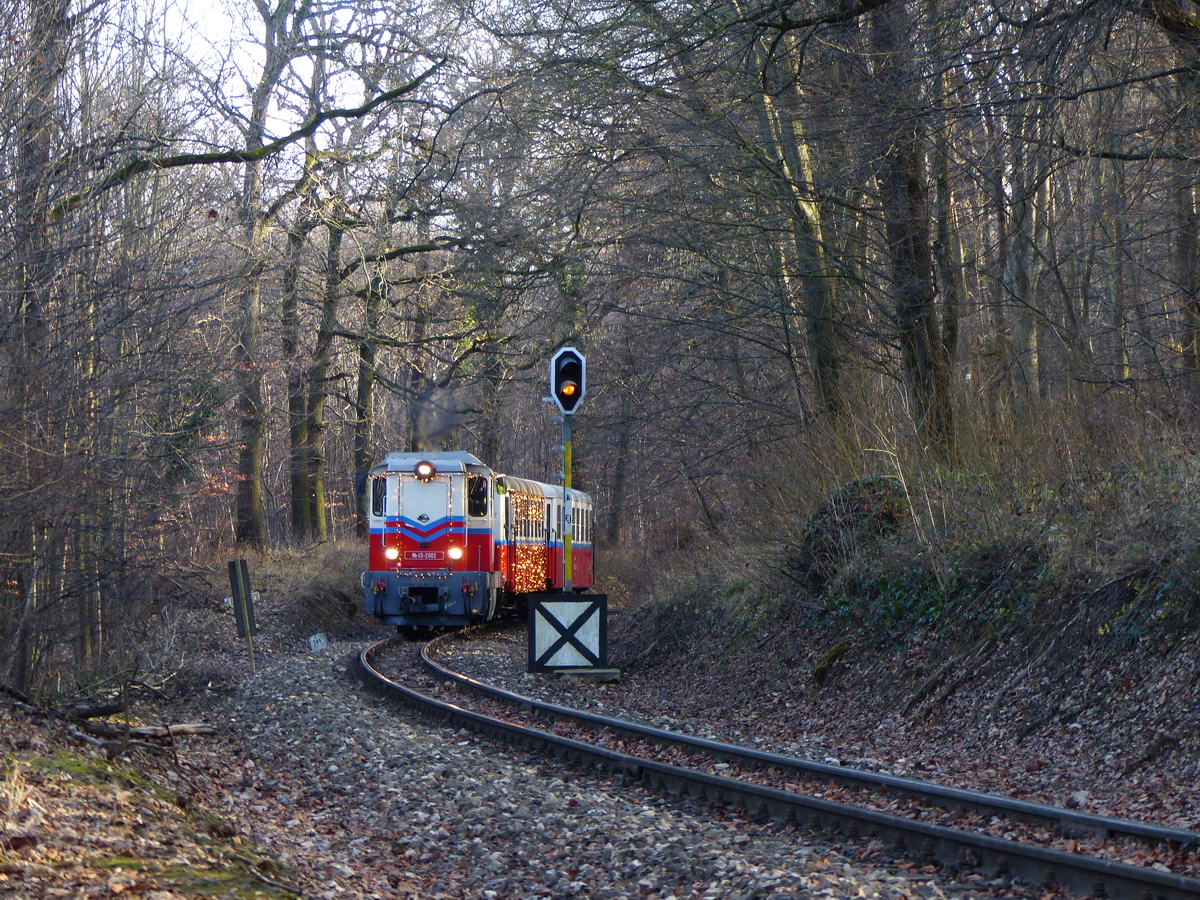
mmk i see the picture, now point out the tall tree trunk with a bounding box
[354,273,383,536]
[743,23,841,413]
[6,0,71,692]
[304,221,344,542]
[873,3,952,446]
[1177,181,1200,393]
[234,210,269,545]
[1172,66,1200,397]
[1100,152,1131,383]
[605,400,632,546]
[999,109,1050,416]
[1137,4,1200,399]
[235,1,296,546]
[405,214,432,451]
[931,64,963,381]
[283,218,314,539]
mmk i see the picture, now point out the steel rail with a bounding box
[358,638,1200,900]
[418,635,1200,852]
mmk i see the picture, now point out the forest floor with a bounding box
[604,600,1200,833]
[1,597,1049,900]
[2,542,1197,898]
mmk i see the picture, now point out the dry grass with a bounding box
[645,380,1200,646]
[752,383,1198,572]
[227,538,372,639]
[0,759,32,817]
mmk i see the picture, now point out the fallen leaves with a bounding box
[0,706,298,899]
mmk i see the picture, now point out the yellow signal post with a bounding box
[564,423,573,589]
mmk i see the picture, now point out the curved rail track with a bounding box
[357,635,1200,900]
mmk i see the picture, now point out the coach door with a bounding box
[465,474,490,572]
[502,489,514,588]
[544,501,554,586]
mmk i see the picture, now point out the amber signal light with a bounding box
[550,347,586,414]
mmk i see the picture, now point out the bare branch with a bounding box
[54,58,451,218]
[755,0,894,32]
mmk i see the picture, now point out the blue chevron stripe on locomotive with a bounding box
[380,515,465,543]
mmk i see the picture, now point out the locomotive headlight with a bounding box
[384,546,400,561]
[414,460,436,481]
[447,546,464,561]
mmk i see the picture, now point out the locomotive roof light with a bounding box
[414,460,436,481]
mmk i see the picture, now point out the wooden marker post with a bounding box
[228,559,257,674]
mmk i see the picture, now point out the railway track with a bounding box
[357,635,1200,900]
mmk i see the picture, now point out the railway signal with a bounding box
[549,346,587,590]
[550,346,586,415]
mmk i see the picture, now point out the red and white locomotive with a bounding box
[362,451,595,633]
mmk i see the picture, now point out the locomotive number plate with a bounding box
[404,550,444,561]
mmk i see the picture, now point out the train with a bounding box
[361,451,595,635]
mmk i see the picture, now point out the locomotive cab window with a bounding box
[371,476,385,517]
[467,475,488,518]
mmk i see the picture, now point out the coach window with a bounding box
[468,475,488,518]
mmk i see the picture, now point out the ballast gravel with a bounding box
[435,627,1200,833]
[181,641,1033,899]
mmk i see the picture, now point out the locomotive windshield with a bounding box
[399,477,450,523]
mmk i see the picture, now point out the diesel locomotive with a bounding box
[361,451,594,634]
